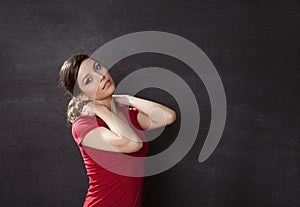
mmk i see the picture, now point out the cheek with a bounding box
[83,83,100,97]
[93,83,102,94]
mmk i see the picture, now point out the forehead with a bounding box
[77,58,95,78]
[79,58,95,73]
[76,58,93,85]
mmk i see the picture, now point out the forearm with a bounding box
[129,96,176,124]
[96,107,143,143]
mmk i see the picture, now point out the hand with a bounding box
[81,101,96,116]
[112,94,132,107]
[81,101,107,116]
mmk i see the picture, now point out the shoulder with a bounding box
[72,115,99,130]
[72,115,108,140]
[124,107,143,130]
[119,107,139,119]
[129,106,139,115]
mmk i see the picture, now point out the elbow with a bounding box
[118,136,143,153]
[166,110,177,125]
[136,141,143,151]
[127,141,143,153]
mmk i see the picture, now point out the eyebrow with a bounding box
[82,73,90,84]
[93,61,97,69]
[82,62,97,84]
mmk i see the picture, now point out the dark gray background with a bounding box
[0,0,299,206]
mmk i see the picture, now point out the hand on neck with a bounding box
[94,95,120,113]
[78,94,120,114]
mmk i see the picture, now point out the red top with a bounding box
[72,107,149,207]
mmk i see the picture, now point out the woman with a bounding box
[58,54,176,207]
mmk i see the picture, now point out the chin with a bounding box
[95,88,115,100]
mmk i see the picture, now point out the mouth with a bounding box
[102,79,111,90]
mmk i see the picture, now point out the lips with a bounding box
[102,79,111,89]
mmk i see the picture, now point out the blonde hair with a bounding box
[66,97,92,125]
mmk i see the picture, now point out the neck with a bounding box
[94,95,118,113]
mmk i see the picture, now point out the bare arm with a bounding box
[81,104,143,153]
[114,95,177,131]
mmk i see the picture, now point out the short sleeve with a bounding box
[72,115,106,146]
[129,107,139,119]
[128,107,143,130]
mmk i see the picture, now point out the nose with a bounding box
[99,72,105,79]
[98,70,107,82]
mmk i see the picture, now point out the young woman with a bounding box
[58,54,176,207]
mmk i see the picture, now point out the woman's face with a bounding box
[76,58,115,100]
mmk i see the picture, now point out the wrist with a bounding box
[128,95,135,105]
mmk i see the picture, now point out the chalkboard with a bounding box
[0,0,299,206]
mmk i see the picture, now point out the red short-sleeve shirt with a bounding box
[72,107,149,207]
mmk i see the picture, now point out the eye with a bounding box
[85,77,92,85]
[95,63,101,71]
